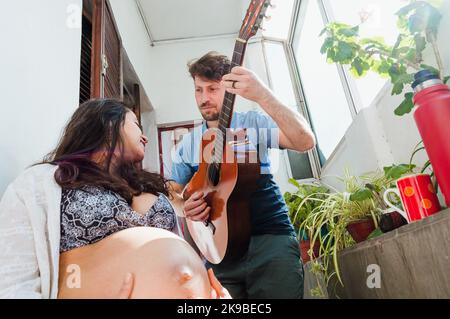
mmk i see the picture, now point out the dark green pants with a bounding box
[210,234,304,299]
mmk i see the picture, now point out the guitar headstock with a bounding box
[239,0,272,41]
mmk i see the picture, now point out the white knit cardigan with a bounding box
[0,164,60,298]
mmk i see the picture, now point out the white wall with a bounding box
[320,1,450,192]
[0,0,82,196]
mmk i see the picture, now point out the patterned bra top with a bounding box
[60,186,178,253]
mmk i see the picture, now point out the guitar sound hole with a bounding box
[207,163,221,186]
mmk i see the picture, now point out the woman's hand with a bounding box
[117,273,134,299]
[208,269,232,299]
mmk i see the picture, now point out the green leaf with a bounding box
[361,37,389,51]
[405,49,418,63]
[375,60,391,76]
[350,189,373,202]
[388,64,401,82]
[319,27,328,37]
[320,37,334,54]
[392,35,404,58]
[335,41,354,63]
[392,82,405,95]
[414,34,427,52]
[384,163,416,179]
[337,26,359,37]
[395,92,414,116]
[327,49,337,63]
[444,76,450,84]
[391,73,414,95]
[288,178,301,188]
[367,228,383,240]
[421,160,432,174]
[350,57,370,78]
[408,13,428,33]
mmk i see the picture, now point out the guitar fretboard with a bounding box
[213,41,247,163]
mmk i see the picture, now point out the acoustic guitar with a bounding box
[183,0,272,264]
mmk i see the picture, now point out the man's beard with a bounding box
[200,103,220,121]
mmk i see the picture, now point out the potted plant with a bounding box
[319,0,449,116]
[284,179,329,263]
[298,170,392,297]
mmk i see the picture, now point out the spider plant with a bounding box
[299,170,386,297]
[284,179,330,240]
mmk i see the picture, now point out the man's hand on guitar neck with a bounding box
[183,191,211,222]
[221,66,316,153]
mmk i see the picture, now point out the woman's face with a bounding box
[120,111,148,162]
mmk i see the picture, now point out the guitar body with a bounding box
[183,133,260,264]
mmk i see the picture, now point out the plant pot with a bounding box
[299,239,320,263]
[346,218,375,243]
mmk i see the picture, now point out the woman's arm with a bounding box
[0,183,42,298]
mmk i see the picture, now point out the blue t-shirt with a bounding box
[171,111,295,236]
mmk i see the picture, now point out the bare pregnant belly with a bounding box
[58,227,211,299]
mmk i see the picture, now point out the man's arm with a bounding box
[222,66,316,152]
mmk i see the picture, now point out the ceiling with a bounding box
[135,0,248,43]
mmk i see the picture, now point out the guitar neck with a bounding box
[217,40,247,135]
[213,41,248,160]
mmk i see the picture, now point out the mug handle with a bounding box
[383,188,409,222]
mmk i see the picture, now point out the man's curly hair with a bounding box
[187,51,231,81]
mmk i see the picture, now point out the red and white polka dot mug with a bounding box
[383,174,441,223]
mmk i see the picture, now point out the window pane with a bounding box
[263,41,313,180]
[287,150,313,180]
[326,0,409,109]
[262,0,295,40]
[264,41,297,108]
[293,0,353,161]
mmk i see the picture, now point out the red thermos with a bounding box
[412,70,450,207]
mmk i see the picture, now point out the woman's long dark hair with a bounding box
[41,98,169,203]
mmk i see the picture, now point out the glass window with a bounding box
[263,41,297,108]
[325,0,409,109]
[292,0,353,161]
[263,41,314,180]
[262,0,295,40]
[287,150,313,180]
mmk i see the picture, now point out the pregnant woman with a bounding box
[0,99,229,299]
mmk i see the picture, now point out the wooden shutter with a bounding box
[91,0,122,99]
[79,14,92,104]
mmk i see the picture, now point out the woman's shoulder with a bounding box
[9,163,58,191]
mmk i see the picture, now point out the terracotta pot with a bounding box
[299,239,320,263]
[346,218,376,243]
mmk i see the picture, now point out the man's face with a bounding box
[194,76,225,121]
